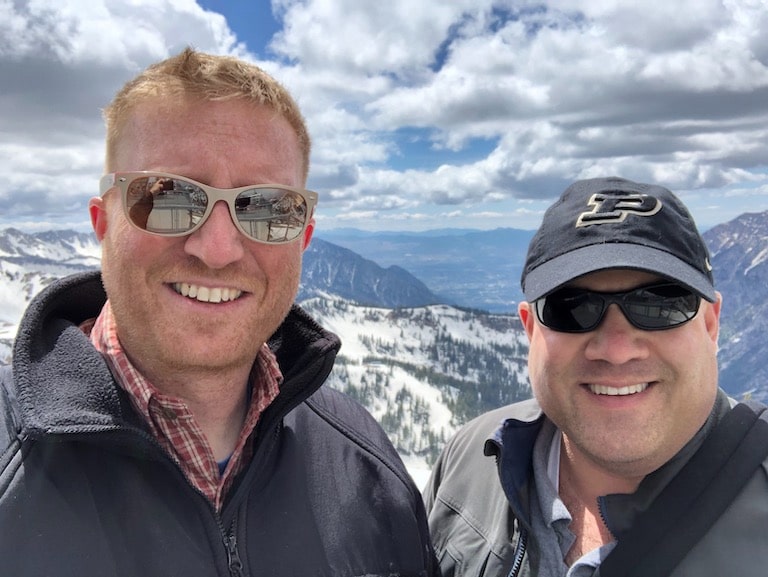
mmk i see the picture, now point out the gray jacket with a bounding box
[424,394,768,577]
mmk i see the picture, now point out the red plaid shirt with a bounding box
[82,301,282,511]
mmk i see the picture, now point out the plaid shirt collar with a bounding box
[83,300,282,510]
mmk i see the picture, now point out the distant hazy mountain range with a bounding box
[299,238,441,308]
[319,227,533,311]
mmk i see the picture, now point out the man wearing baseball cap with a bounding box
[424,177,768,577]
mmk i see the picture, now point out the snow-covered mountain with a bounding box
[300,296,529,483]
[324,216,768,402]
[704,211,768,402]
[0,228,101,363]
[0,229,439,364]
[0,228,529,481]
[3,211,768,480]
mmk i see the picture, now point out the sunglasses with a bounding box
[534,282,701,333]
[99,172,318,244]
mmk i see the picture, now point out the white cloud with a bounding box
[1,0,767,233]
[0,0,246,229]
[272,0,487,77]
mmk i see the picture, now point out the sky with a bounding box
[1,0,768,234]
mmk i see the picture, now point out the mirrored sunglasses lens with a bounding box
[125,176,206,234]
[234,188,308,242]
[538,289,605,332]
[623,285,700,329]
[538,284,700,333]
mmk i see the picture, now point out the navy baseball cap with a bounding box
[521,177,716,302]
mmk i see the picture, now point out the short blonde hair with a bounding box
[103,47,311,181]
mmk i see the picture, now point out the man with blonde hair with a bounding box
[0,48,436,577]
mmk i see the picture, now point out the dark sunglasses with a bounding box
[534,282,701,333]
[99,172,318,244]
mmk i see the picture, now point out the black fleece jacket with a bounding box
[0,271,436,577]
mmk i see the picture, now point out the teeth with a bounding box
[173,283,242,303]
[589,383,649,396]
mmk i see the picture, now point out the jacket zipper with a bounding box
[215,425,284,577]
[99,428,247,577]
[506,526,528,577]
[223,519,245,577]
[492,449,529,577]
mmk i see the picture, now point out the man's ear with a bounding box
[301,217,315,251]
[705,291,722,344]
[89,197,108,241]
[518,300,536,341]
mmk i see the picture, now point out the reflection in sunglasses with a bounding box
[535,283,700,333]
[101,171,318,244]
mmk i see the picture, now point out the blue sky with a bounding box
[1,0,768,233]
[197,1,281,58]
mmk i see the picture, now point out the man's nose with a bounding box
[584,304,650,364]
[183,201,245,268]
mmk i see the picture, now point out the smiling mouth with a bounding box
[588,383,649,396]
[172,282,243,303]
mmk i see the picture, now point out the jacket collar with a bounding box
[484,398,546,526]
[12,271,126,436]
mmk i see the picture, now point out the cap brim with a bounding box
[522,243,716,302]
